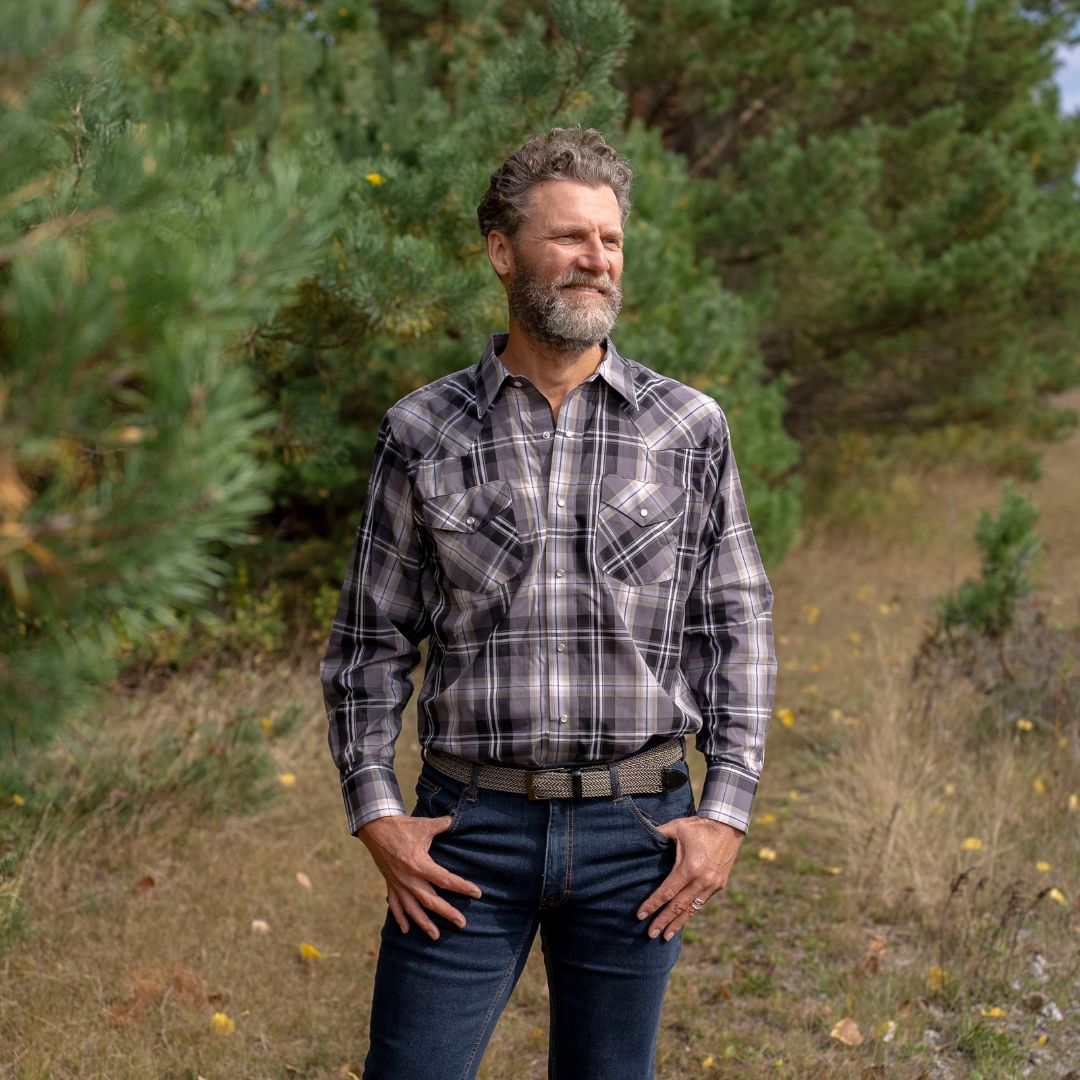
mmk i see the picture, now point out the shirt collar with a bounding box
[473,332,639,418]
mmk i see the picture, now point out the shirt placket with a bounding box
[544,380,591,756]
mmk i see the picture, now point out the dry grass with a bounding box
[3,392,1080,1078]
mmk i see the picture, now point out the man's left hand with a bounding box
[636,817,744,941]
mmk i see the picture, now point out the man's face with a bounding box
[501,180,624,351]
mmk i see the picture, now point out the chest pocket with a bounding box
[595,475,686,586]
[417,480,523,593]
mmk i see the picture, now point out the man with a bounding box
[320,124,777,1079]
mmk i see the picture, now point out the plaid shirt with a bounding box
[320,332,777,836]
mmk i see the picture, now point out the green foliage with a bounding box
[938,483,1042,640]
[7,0,1080,753]
[0,0,339,750]
[618,0,1080,460]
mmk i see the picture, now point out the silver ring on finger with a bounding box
[690,896,707,912]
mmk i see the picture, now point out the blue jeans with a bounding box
[362,752,698,1080]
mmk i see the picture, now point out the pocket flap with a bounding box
[418,480,513,533]
[600,475,685,525]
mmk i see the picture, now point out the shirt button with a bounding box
[512,380,523,388]
[558,714,569,724]
[556,642,567,653]
[554,568,565,578]
[639,507,649,518]
[542,431,551,440]
[557,498,566,508]
[465,516,476,526]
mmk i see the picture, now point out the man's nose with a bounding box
[576,236,610,273]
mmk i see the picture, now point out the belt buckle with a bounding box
[525,767,586,799]
[525,767,570,800]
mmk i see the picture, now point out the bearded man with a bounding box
[320,124,777,1080]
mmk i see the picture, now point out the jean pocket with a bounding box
[413,768,465,833]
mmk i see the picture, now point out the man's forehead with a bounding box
[524,180,621,227]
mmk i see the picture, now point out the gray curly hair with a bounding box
[477,124,633,239]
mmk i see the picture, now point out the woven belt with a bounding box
[423,737,687,800]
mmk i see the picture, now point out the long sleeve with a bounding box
[319,413,432,836]
[681,413,777,834]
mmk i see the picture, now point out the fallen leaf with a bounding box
[210,1012,236,1035]
[296,871,312,891]
[830,1017,863,1046]
[926,965,948,991]
[251,919,270,934]
[299,942,323,960]
[1022,991,1047,1012]
[133,875,155,897]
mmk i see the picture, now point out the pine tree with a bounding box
[619,0,1080,459]
[0,1,340,749]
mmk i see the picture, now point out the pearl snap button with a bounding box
[555,568,565,578]
[639,507,649,518]
[512,380,522,388]
[557,498,566,507]
[556,642,567,653]
[542,431,551,439]
[559,714,569,724]
[465,516,475,526]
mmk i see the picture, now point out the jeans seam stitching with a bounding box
[459,919,536,1080]
[626,796,673,846]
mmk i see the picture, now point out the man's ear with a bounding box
[486,229,515,281]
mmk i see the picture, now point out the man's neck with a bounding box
[496,324,606,424]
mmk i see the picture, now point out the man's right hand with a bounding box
[357,814,483,940]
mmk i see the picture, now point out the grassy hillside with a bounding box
[2,394,1078,1079]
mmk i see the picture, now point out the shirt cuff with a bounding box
[696,762,759,834]
[340,762,407,836]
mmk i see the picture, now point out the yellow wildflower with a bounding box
[961,837,983,851]
[279,773,296,787]
[365,172,385,185]
[1036,861,1052,873]
[1048,888,1066,905]
[1033,777,1046,796]
[979,1006,1005,1018]
[776,707,795,728]
[1016,717,1033,732]
[299,942,323,960]
[926,965,948,991]
[10,793,25,806]
[758,847,777,861]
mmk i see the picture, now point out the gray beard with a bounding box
[507,256,623,352]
